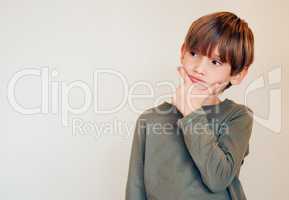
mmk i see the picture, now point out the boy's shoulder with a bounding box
[228,99,253,114]
[136,101,179,123]
[221,98,254,122]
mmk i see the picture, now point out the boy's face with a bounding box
[180,44,248,91]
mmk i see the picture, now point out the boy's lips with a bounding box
[187,74,206,83]
[181,67,207,89]
[187,74,208,90]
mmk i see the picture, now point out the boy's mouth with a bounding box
[187,75,208,90]
[181,66,208,89]
[187,74,206,83]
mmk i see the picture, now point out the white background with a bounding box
[1,0,289,199]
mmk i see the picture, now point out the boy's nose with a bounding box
[193,58,206,76]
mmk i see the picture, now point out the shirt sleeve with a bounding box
[125,116,147,200]
[177,105,254,193]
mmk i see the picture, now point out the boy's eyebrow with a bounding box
[211,53,221,59]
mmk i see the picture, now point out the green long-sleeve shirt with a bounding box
[125,98,254,200]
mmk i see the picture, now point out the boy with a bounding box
[125,11,254,200]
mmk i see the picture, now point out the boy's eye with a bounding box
[212,60,222,66]
[190,51,197,57]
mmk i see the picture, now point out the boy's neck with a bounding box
[202,96,222,106]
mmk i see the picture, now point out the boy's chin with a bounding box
[191,82,208,90]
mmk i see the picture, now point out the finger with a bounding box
[209,81,229,95]
[189,86,210,97]
[217,81,230,93]
[186,83,210,99]
[208,83,220,95]
[178,66,193,86]
[177,66,184,85]
[216,81,229,93]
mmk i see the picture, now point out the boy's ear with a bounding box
[230,66,249,85]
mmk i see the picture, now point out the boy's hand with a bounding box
[171,66,229,117]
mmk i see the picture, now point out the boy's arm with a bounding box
[177,105,254,193]
[125,116,147,200]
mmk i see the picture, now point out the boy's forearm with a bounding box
[177,106,253,193]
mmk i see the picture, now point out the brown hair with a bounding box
[183,11,254,90]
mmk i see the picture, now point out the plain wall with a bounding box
[1,0,289,199]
